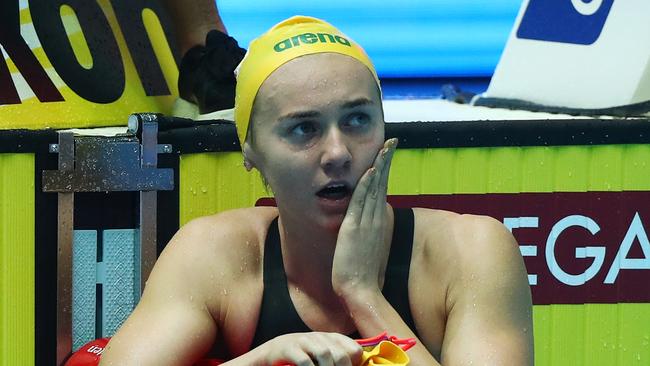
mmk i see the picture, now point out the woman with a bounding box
[101,16,533,366]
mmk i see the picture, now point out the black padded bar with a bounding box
[0,128,57,153]
[2,118,649,154]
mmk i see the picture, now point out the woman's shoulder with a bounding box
[412,206,522,284]
[185,206,278,233]
[412,207,516,266]
[412,207,507,236]
[161,206,278,265]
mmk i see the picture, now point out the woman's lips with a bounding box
[316,193,351,213]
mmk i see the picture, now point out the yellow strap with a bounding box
[359,341,410,366]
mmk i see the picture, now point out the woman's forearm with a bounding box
[341,289,441,366]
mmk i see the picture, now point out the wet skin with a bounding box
[101,54,534,366]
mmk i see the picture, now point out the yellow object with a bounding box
[0,154,36,366]
[360,341,410,366]
[234,15,380,146]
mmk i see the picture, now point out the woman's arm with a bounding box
[440,215,534,365]
[99,221,218,365]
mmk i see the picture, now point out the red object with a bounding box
[64,337,225,366]
[355,331,416,351]
[63,332,414,366]
[64,338,110,366]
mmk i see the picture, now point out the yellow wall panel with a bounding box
[554,146,590,192]
[179,152,266,225]
[487,147,523,193]
[588,145,624,191]
[521,147,555,193]
[0,154,35,366]
[622,145,650,190]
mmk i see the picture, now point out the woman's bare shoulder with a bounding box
[412,207,524,300]
[157,207,278,273]
[411,207,516,276]
[413,207,510,249]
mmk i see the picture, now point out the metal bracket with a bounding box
[46,114,174,364]
[43,115,173,192]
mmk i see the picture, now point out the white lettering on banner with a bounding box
[605,212,650,283]
[508,213,650,288]
[571,0,604,16]
[546,215,606,286]
[504,217,539,286]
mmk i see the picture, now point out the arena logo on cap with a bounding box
[274,32,351,52]
[516,0,614,45]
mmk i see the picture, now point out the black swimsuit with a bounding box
[250,207,418,347]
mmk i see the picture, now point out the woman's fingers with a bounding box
[373,138,397,223]
[362,138,397,227]
[296,333,359,366]
[345,166,376,225]
[347,138,398,227]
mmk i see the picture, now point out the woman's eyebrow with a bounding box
[278,98,374,121]
[341,97,374,109]
[279,110,321,121]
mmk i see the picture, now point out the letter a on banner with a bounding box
[605,212,650,283]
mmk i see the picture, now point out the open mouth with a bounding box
[316,183,351,200]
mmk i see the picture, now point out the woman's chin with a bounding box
[320,213,346,233]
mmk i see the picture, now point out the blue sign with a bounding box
[517,0,614,45]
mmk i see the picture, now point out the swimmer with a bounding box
[100,16,533,366]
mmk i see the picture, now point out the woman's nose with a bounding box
[320,128,352,173]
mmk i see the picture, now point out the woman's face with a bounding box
[245,53,385,231]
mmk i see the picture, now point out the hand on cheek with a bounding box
[331,138,398,298]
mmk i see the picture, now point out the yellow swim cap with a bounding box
[234,15,380,147]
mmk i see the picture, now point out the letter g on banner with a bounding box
[546,215,606,286]
[30,0,125,103]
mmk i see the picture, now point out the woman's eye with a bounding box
[344,113,371,128]
[290,122,317,136]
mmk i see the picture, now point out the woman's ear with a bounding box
[242,141,256,172]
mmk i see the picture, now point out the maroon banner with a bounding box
[258,191,650,305]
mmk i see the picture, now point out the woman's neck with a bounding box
[276,209,339,291]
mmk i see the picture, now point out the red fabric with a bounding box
[64,337,224,366]
[64,338,110,366]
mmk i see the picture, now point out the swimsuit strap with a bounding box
[251,216,311,348]
[382,208,418,333]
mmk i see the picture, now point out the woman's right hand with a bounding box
[259,332,363,366]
